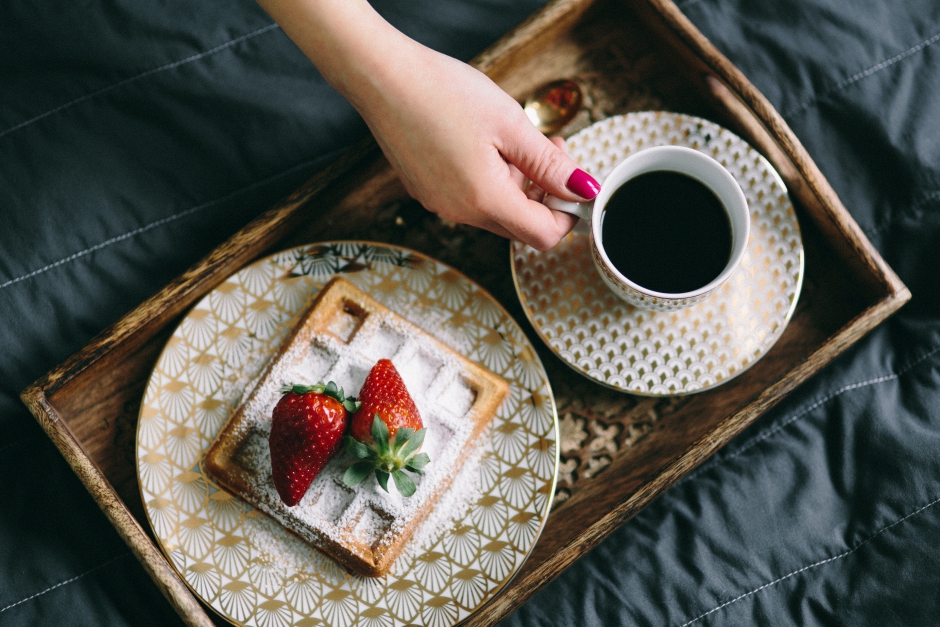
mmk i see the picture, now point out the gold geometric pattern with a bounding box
[512,111,804,395]
[137,242,559,626]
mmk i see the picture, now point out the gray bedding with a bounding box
[2,0,938,625]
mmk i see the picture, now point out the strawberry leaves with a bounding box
[279,381,360,413]
[342,414,430,497]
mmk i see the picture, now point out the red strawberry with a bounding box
[350,359,423,443]
[269,382,360,506]
[343,359,430,497]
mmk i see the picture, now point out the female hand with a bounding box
[258,0,600,250]
[351,43,600,251]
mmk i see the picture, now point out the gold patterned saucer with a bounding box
[136,242,559,627]
[512,111,804,395]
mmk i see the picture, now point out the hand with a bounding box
[256,0,600,251]
[353,43,599,251]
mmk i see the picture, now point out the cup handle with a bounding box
[543,195,593,235]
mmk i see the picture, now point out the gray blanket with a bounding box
[2,0,937,625]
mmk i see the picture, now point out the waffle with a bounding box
[205,277,509,577]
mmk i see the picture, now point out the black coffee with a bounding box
[601,171,732,294]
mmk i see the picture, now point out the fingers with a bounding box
[547,135,567,151]
[521,136,562,202]
[491,185,579,251]
[494,136,579,250]
[499,116,600,202]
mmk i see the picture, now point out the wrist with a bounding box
[256,0,416,111]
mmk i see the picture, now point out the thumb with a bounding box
[500,120,601,202]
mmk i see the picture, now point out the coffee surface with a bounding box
[601,170,732,294]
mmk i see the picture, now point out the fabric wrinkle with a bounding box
[676,493,940,627]
[0,553,131,615]
[783,28,940,118]
[0,23,281,141]
[0,151,334,292]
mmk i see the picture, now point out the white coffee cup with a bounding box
[545,145,750,311]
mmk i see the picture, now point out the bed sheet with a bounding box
[1,0,937,625]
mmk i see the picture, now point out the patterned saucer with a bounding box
[512,111,804,395]
[137,242,559,627]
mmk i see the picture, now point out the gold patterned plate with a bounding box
[137,242,559,627]
[512,111,804,395]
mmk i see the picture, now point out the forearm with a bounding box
[255,0,415,114]
[254,0,593,250]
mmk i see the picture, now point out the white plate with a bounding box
[137,242,559,626]
[512,111,804,395]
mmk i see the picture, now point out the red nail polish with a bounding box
[566,168,601,199]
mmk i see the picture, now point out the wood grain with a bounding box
[21,0,909,625]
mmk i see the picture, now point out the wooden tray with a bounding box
[21,0,909,625]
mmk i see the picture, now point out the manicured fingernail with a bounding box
[566,168,601,199]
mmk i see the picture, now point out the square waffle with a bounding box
[205,276,509,577]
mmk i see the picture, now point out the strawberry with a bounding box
[269,381,360,506]
[343,359,430,497]
[349,359,423,443]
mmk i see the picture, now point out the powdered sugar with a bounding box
[212,280,505,575]
[403,444,485,558]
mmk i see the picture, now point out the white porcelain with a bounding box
[546,145,750,311]
[513,111,804,396]
[137,242,560,626]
